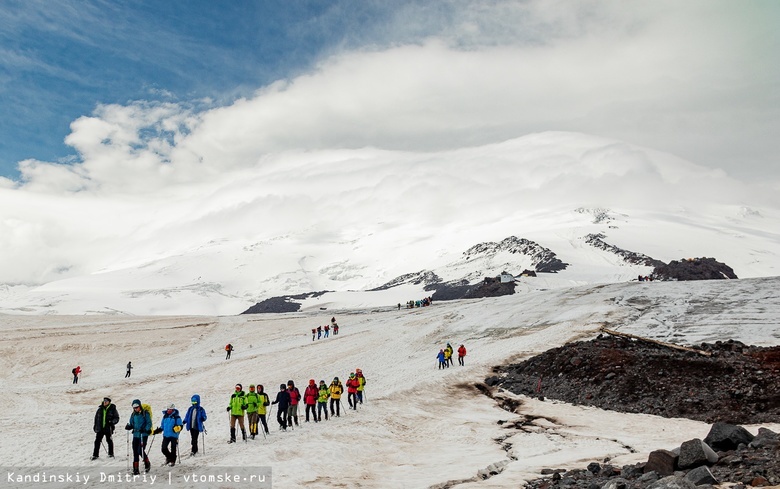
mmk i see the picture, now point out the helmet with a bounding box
[349,373,356,378]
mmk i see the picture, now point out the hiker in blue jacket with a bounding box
[183,394,208,456]
[437,349,446,369]
[125,399,152,475]
[154,404,183,466]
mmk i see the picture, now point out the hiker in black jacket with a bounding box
[271,384,290,430]
[92,397,120,460]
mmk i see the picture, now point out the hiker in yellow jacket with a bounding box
[329,377,343,417]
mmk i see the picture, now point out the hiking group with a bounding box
[311,316,339,340]
[242,368,366,437]
[90,395,208,475]
[437,343,467,369]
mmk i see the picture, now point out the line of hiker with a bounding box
[437,342,467,369]
[231,369,366,438]
[90,395,208,475]
[311,316,340,340]
[406,296,433,308]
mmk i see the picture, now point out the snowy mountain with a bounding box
[1,132,779,316]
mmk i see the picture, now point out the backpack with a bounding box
[225,344,232,351]
[142,403,153,426]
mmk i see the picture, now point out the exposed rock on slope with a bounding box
[491,334,780,424]
[241,291,328,314]
[463,236,569,273]
[585,233,666,268]
[652,257,738,281]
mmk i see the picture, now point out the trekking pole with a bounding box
[177,441,180,465]
[126,431,130,472]
[147,433,157,453]
[202,428,206,455]
[101,440,108,456]
[260,417,267,441]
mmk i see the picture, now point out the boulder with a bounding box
[645,449,678,476]
[647,475,697,489]
[748,427,779,449]
[685,466,718,486]
[703,422,754,451]
[601,477,629,489]
[677,439,719,469]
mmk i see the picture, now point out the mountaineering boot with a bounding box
[229,428,236,443]
[144,458,151,473]
[90,456,98,461]
[242,429,247,441]
[133,463,140,475]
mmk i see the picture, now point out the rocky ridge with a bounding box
[585,233,666,268]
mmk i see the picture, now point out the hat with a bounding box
[279,384,286,390]
[103,397,111,403]
[167,403,175,410]
[235,383,242,390]
[356,368,362,373]
[319,380,326,384]
[333,377,339,382]
[132,399,141,408]
[287,380,294,386]
[349,373,355,378]
[249,384,255,388]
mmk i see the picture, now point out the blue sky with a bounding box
[0,0,432,178]
[0,1,778,184]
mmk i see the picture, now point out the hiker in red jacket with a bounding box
[72,366,82,384]
[286,380,301,427]
[346,373,360,410]
[458,344,467,366]
[303,379,319,422]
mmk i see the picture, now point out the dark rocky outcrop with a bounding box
[493,335,780,424]
[652,257,738,281]
[241,291,328,314]
[462,276,516,299]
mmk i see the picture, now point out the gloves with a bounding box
[125,424,132,431]
[241,404,248,410]
[147,429,153,436]
[153,428,163,435]
[226,407,231,412]
[173,426,182,433]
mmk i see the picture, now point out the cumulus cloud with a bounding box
[1,0,778,287]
